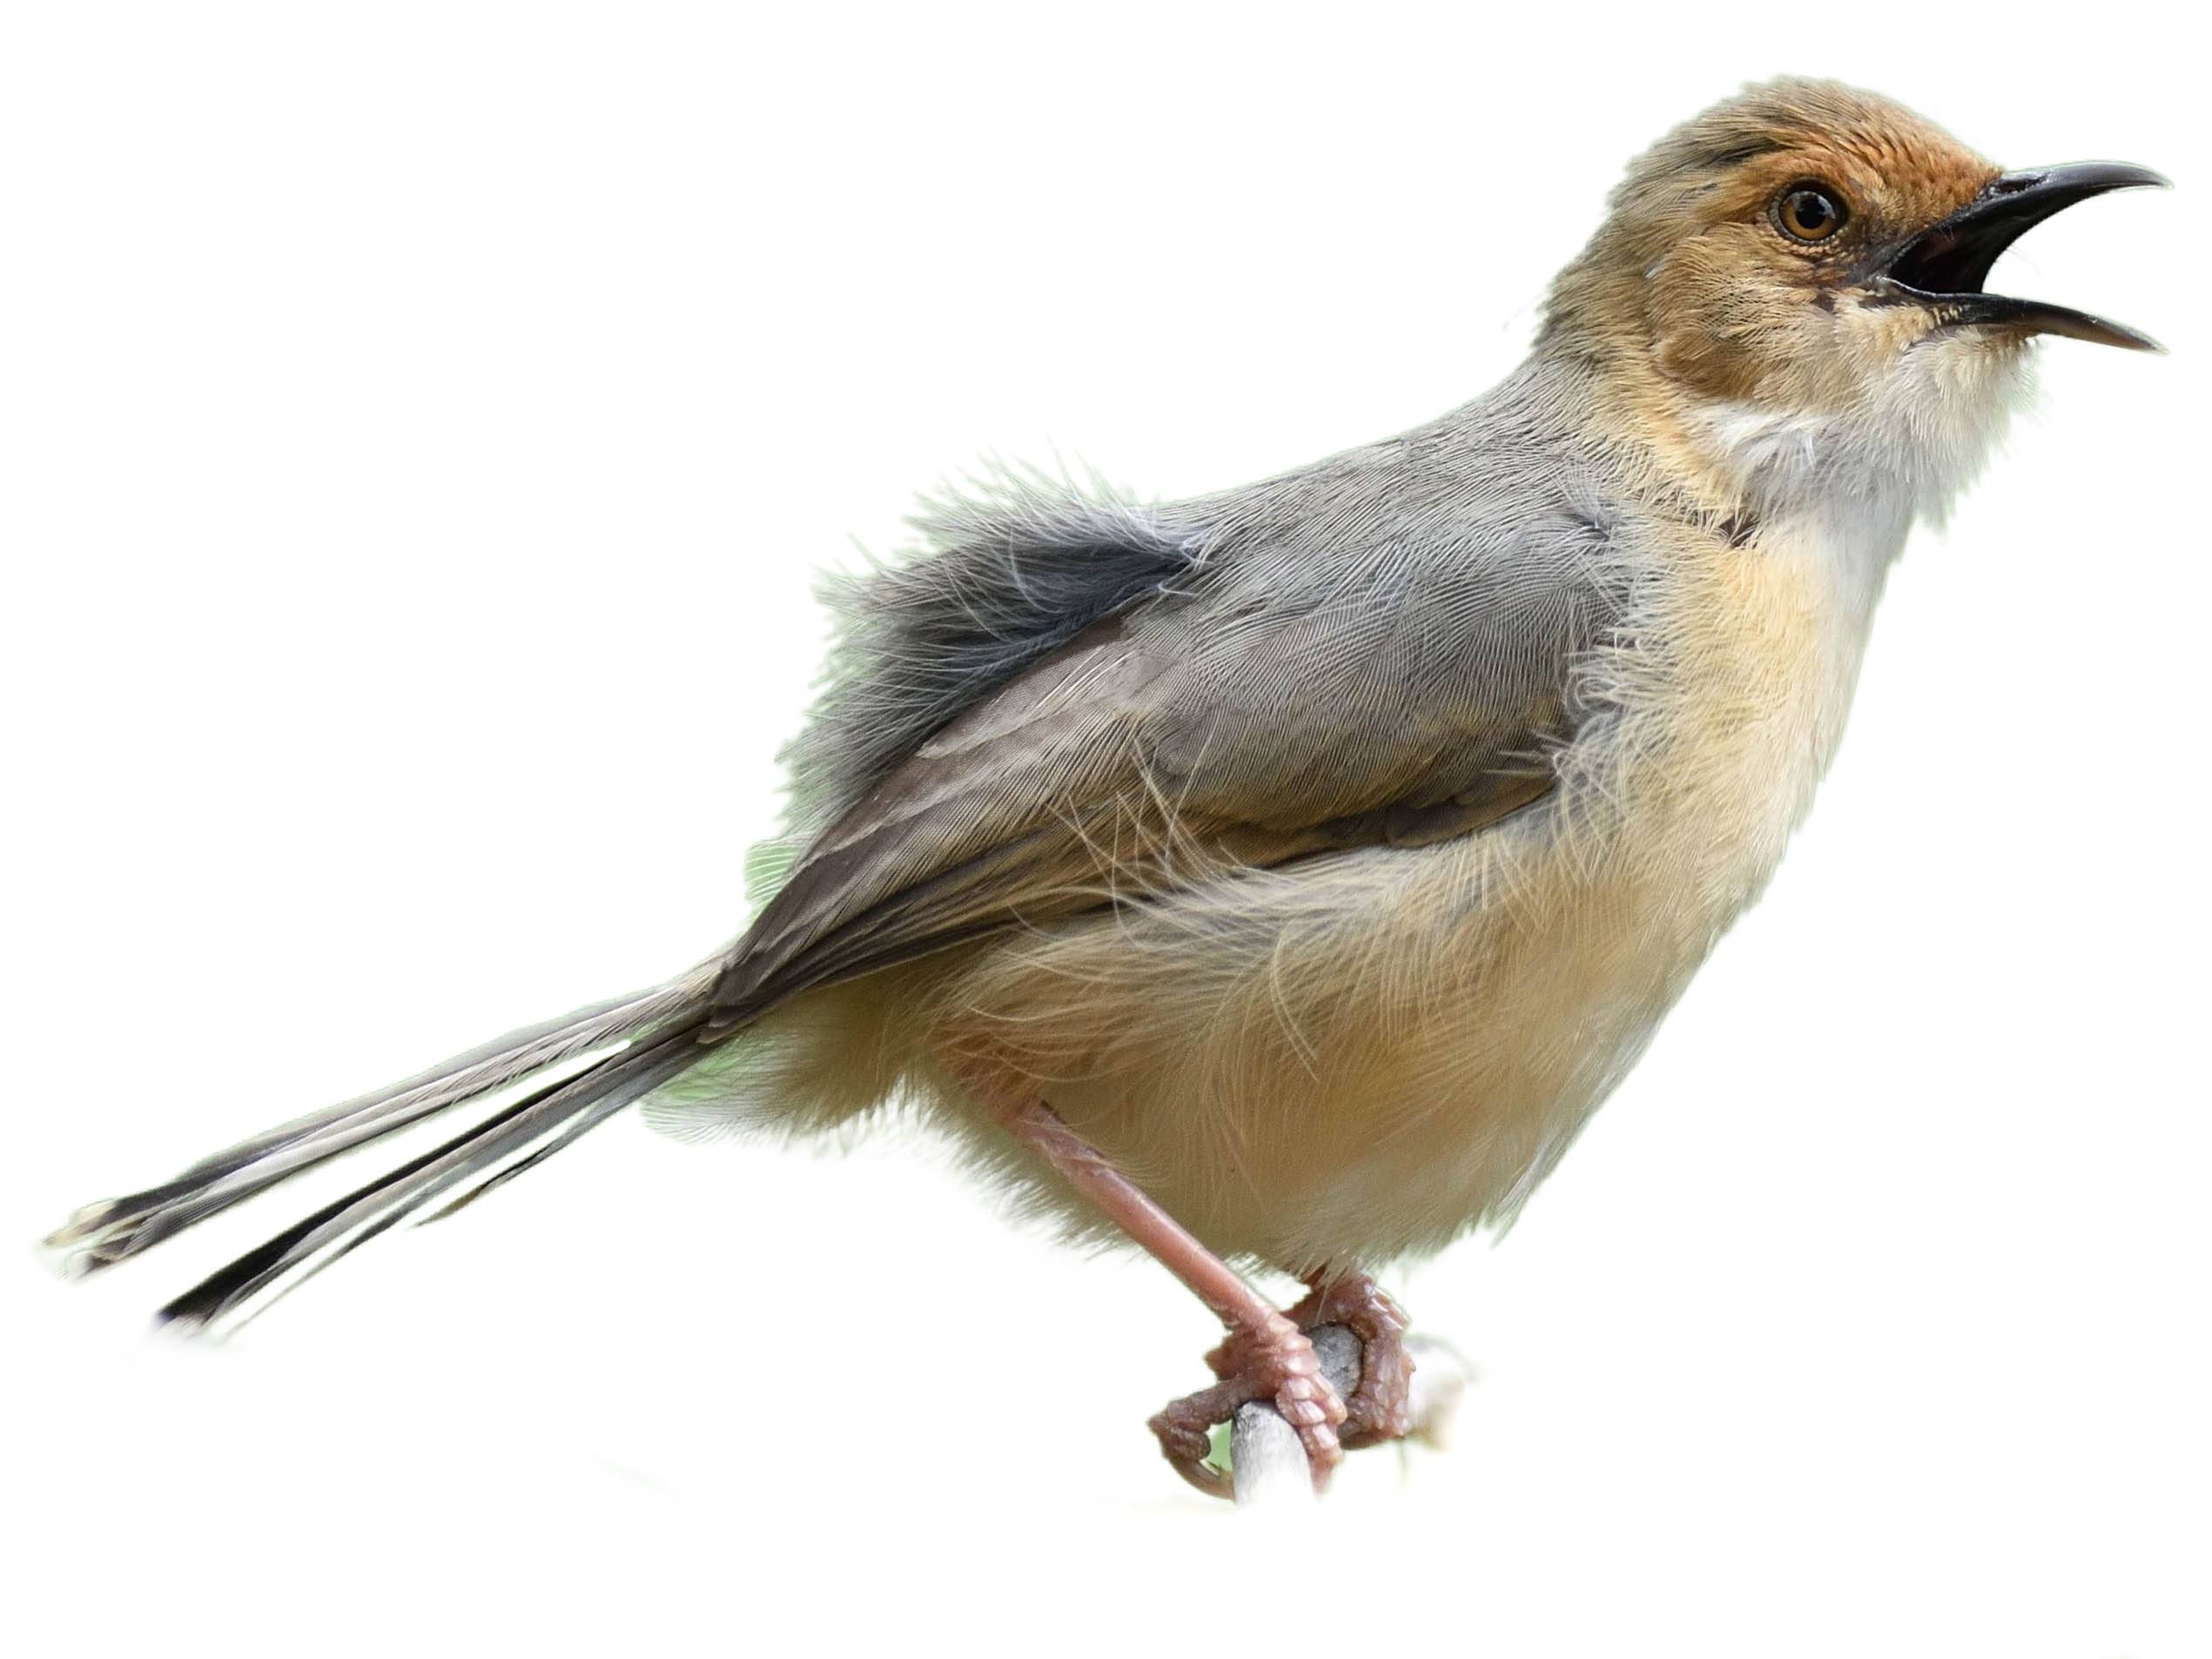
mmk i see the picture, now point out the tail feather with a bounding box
[46,971,717,1276]
[154,1024,706,1332]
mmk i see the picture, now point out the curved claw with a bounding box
[1146,1400,1234,1500]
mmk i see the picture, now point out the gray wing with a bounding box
[706,433,1626,1032]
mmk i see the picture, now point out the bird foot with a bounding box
[1203,1270,1415,1452]
[1148,1310,1346,1498]
[1279,1270,1415,1449]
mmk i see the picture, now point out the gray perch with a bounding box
[1229,1327,1475,1508]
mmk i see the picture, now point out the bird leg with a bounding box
[987,1093,1346,1498]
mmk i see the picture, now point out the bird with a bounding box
[48,77,2166,1498]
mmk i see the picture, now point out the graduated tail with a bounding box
[46,963,724,1330]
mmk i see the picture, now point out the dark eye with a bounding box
[1775,183,1848,243]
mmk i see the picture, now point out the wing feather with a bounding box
[706,434,1628,1031]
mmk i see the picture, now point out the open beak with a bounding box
[1878,161,2169,350]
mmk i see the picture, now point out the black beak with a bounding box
[1878,161,2169,351]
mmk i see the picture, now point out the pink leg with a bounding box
[992,1097,1346,1498]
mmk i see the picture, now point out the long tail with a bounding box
[46,963,722,1330]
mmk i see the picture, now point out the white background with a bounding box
[5,3,2206,1655]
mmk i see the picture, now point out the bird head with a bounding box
[1544,79,2166,512]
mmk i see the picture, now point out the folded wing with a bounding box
[708,448,1628,1032]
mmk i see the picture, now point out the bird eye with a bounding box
[1775,183,1848,243]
